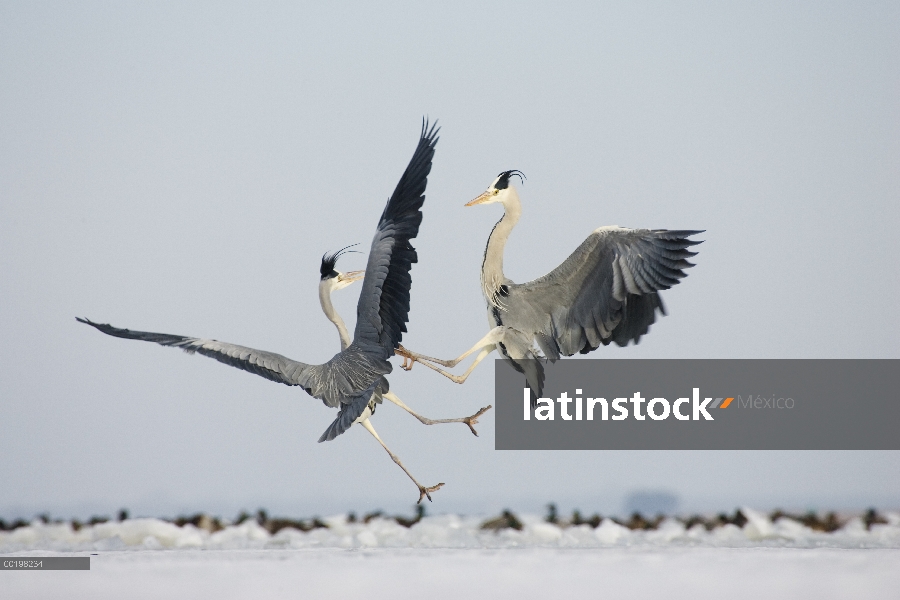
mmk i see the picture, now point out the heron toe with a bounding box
[417,482,445,504]
[464,405,493,436]
[395,345,416,371]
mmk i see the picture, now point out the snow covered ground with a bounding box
[3,547,900,600]
[3,510,899,599]
[3,509,900,551]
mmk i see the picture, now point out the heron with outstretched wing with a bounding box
[79,121,450,503]
[313,245,490,484]
[397,170,703,403]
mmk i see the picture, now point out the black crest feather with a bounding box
[320,244,359,279]
[494,170,526,190]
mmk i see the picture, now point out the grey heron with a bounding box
[397,170,703,401]
[78,121,450,503]
[316,246,491,432]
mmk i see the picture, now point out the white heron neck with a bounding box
[481,187,521,308]
[319,282,352,351]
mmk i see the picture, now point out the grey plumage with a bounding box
[398,172,702,405]
[500,226,702,359]
[312,247,488,502]
[494,226,700,402]
[317,380,385,442]
[78,119,439,442]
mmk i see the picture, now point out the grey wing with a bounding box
[352,119,439,359]
[504,227,703,357]
[316,377,387,443]
[76,317,317,390]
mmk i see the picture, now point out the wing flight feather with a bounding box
[352,120,439,358]
[505,228,702,356]
[77,121,439,440]
[76,317,316,388]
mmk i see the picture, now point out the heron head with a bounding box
[466,170,526,206]
[319,245,364,292]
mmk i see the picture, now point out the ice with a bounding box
[594,517,631,543]
[207,520,269,549]
[741,507,776,539]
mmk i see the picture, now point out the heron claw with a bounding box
[463,405,493,436]
[396,345,416,371]
[416,482,445,504]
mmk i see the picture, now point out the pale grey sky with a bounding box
[1,1,898,519]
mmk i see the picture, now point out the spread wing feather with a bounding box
[77,121,438,442]
[505,228,702,357]
[76,317,318,388]
[317,378,387,443]
[352,120,439,358]
[76,317,394,410]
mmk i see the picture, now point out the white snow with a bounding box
[3,511,899,599]
[3,510,900,552]
[1,547,898,600]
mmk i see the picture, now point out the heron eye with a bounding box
[492,189,499,195]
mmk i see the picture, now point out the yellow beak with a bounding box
[338,270,365,284]
[465,191,493,207]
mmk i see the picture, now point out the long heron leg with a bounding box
[383,391,492,436]
[359,418,444,504]
[397,327,505,371]
[407,347,496,387]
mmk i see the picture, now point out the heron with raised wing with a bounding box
[315,245,491,433]
[79,121,454,503]
[397,170,703,402]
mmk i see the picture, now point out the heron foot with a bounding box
[464,405,493,436]
[417,482,445,504]
[396,344,416,371]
